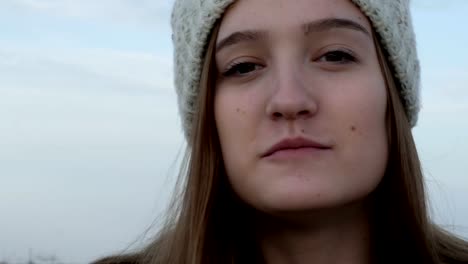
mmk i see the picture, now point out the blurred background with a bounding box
[0,0,467,263]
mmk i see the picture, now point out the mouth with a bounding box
[261,137,332,158]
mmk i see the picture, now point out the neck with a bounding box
[254,201,372,264]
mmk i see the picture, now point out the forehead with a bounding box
[217,0,372,40]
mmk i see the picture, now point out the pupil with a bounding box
[239,63,255,74]
[327,53,342,61]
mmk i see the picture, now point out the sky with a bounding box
[0,0,467,263]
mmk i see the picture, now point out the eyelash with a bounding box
[318,49,357,64]
[222,61,264,77]
[221,50,358,77]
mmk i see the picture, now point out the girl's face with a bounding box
[214,0,388,215]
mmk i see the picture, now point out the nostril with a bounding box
[298,110,310,116]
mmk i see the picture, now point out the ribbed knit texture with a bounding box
[171,0,420,141]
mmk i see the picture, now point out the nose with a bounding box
[265,67,318,121]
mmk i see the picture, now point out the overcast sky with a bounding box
[0,1,467,263]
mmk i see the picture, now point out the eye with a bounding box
[317,50,357,64]
[222,62,263,77]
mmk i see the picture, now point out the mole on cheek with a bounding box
[236,108,247,115]
[350,125,356,132]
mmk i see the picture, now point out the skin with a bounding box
[214,0,388,263]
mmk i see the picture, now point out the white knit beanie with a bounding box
[171,0,421,141]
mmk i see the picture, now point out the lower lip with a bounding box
[264,147,330,160]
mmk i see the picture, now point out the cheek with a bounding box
[328,69,387,141]
[333,77,388,192]
[214,89,259,179]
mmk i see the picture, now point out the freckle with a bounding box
[236,108,240,113]
[301,129,305,133]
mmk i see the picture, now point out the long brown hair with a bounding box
[93,21,468,264]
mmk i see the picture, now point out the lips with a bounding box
[261,137,331,158]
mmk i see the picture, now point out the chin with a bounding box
[243,181,375,219]
[259,192,342,213]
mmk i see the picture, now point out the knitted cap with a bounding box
[171,0,421,140]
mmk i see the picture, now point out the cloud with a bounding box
[420,67,468,113]
[0,33,183,263]
[0,45,174,95]
[412,0,468,11]
[2,2,170,263]
[0,43,180,150]
[3,0,175,29]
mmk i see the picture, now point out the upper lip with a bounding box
[261,137,331,158]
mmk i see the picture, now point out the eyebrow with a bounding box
[216,30,268,54]
[302,18,370,37]
[216,18,370,53]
